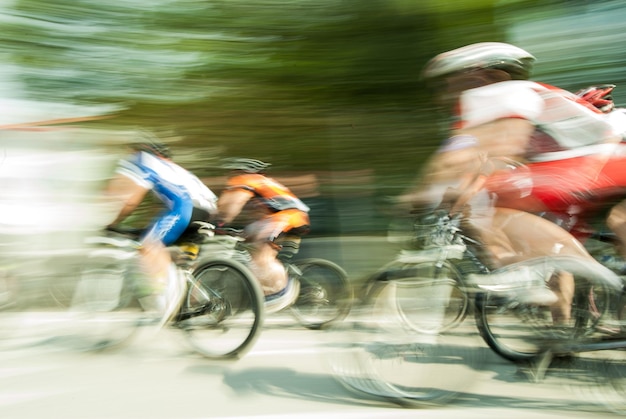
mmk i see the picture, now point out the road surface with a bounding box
[0,311,623,419]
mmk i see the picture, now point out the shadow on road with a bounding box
[217,365,613,414]
[221,367,401,408]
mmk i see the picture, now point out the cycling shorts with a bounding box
[141,200,210,246]
[244,209,310,243]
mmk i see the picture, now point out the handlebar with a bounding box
[214,226,245,237]
[413,210,465,248]
[103,222,247,248]
[191,221,244,238]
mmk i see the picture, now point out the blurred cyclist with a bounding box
[215,158,311,312]
[419,43,626,259]
[412,42,626,321]
[105,133,218,324]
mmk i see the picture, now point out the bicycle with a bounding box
[48,222,265,359]
[328,209,625,406]
[214,227,353,330]
[0,235,144,352]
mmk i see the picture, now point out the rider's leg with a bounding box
[275,229,309,263]
[246,213,310,296]
[137,208,191,317]
[248,241,288,295]
[468,208,591,309]
[606,199,626,260]
[487,208,594,265]
[492,208,591,317]
[137,238,177,310]
[548,271,574,325]
[244,218,288,295]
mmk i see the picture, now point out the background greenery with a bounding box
[2,0,625,234]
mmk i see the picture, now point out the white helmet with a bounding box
[422,42,536,81]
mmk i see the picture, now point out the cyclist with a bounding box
[419,43,626,252]
[105,134,218,324]
[215,158,311,312]
[414,42,626,320]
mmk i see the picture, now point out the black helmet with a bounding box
[221,157,271,173]
[130,131,172,159]
[422,42,536,81]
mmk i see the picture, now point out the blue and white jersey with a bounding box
[116,151,217,213]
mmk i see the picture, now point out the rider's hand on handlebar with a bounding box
[435,186,469,217]
[213,224,244,237]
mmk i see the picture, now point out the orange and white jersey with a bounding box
[226,173,310,213]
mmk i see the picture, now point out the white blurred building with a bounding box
[0,124,133,279]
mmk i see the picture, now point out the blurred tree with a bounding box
[4,0,624,233]
[0,0,502,177]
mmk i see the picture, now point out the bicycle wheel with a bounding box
[365,260,469,334]
[49,268,135,310]
[55,262,141,352]
[475,257,616,362]
[289,258,353,330]
[178,258,264,359]
[327,279,485,407]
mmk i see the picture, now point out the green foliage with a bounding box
[3,0,504,181]
[5,0,623,233]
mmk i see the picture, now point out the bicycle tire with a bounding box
[363,259,469,334]
[289,258,353,330]
[474,256,616,363]
[49,267,135,310]
[55,264,141,352]
[328,279,485,407]
[178,258,264,359]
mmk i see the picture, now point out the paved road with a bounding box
[0,311,623,419]
[0,236,624,418]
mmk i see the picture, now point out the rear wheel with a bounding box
[475,257,615,362]
[178,258,264,359]
[328,278,485,407]
[289,258,352,330]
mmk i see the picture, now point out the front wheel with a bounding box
[177,258,264,359]
[363,259,469,334]
[327,279,485,407]
[289,258,353,330]
[474,257,617,362]
[53,263,140,352]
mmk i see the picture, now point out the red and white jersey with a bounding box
[605,108,626,138]
[455,80,620,161]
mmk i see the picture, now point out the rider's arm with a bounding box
[216,188,254,224]
[104,153,153,226]
[448,171,489,216]
[104,172,150,226]
[455,118,536,159]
